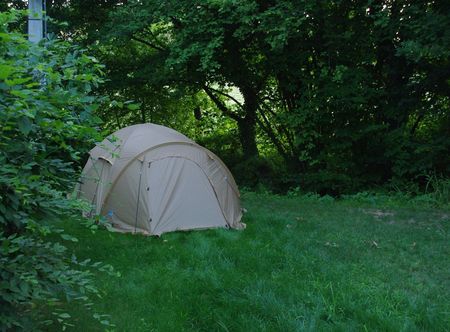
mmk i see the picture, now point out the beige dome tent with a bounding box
[78,123,244,236]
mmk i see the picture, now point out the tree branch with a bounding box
[259,100,295,151]
[410,113,424,136]
[205,86,244,109]
[143,27,168,50]
[131,36,165,51]
[203,86,242,121]
[256,106,291,161]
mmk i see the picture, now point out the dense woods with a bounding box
[40,0,450,194]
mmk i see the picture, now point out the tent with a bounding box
[78,123,244,236]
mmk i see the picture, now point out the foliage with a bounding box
[45,0,450,194]
[0,10,113,330]
[424,173,450,207]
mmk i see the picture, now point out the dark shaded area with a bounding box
[42,0,450,194]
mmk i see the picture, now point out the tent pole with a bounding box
[133,160,145,233]
[89,160,105,217]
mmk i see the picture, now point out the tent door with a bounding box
[146,157,227,235]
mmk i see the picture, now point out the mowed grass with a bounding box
[58,192,449,331]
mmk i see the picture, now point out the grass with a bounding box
[56,192,449,331]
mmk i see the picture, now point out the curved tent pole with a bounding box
[99,142,239,227]
[101,141,239,210]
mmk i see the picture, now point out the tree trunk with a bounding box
[239,86,259,158]
[141,107,146,123]
[204,84,259,158]
[237,117,258,159]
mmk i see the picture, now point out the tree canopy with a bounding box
[43,0,450,193]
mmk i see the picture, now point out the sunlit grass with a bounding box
[58,192,449,331]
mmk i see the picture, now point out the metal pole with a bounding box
[28,0,45,43]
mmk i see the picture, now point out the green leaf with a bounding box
[61,234,79,242]
[5,77,32,86]
[126,103,140,111]
[9,89,28,98]
[17,117,32,135]
[0,64,14,80]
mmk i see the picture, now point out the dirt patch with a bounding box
[363,209,394,219]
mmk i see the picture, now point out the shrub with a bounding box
[0,10,113,330]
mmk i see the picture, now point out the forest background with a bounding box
[5,0,450,195]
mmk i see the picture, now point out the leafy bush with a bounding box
[424,174,450,207]
[0,10,113,330]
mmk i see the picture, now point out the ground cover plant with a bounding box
[54,192,449,331]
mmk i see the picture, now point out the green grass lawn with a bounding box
[58,192,449,331]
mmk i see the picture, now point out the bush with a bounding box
[0,10,113,330]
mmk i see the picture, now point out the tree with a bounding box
[104,0,281,158]
[46,0,450,192]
